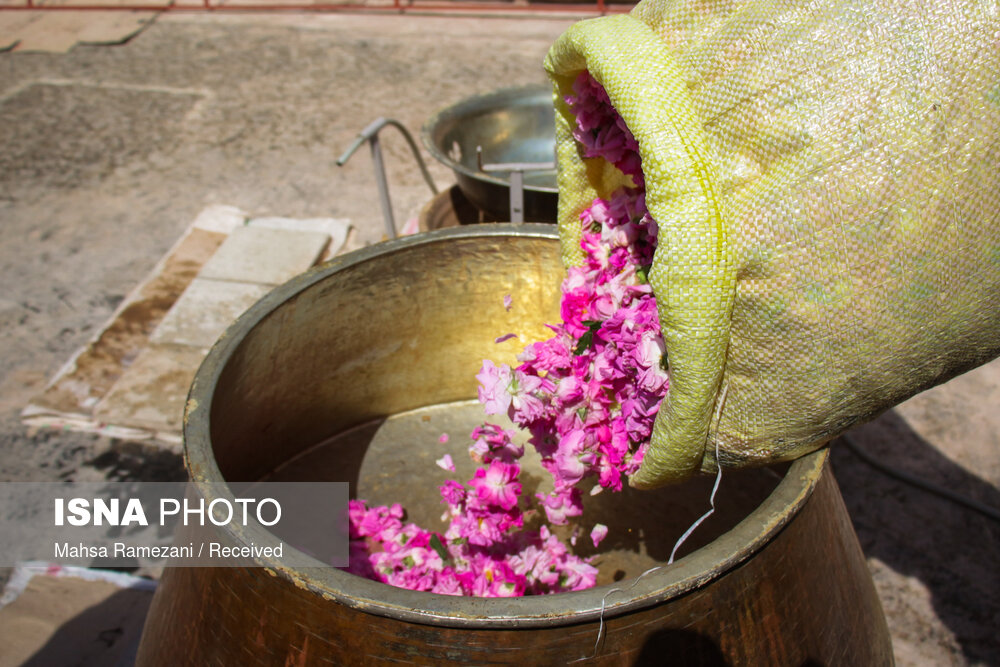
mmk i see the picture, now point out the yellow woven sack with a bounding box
[545,1,1000,488]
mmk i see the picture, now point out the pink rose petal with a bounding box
[590,523,609,548]
[436,454,455,472]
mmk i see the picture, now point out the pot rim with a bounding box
[183,223,828,629]
[420,84,560,195]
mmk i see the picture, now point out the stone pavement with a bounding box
[22,204,350,443]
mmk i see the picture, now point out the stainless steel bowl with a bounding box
[421,85,558,223]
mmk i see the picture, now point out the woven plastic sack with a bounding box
[544,1,1000,488]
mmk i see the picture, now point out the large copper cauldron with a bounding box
[136,225,891,665]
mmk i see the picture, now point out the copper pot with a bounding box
[136,225,892,665]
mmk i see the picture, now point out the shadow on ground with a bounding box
[86,440,187,483]
[19,587,153,667]
[832,411,1000,665]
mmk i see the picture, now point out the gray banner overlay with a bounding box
[0,482,349,568]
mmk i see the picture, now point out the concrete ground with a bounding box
[0,10,997,666]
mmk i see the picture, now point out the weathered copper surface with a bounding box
[136,226,892,665]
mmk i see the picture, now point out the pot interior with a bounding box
[261,400,784,585]
[186,226,818,625]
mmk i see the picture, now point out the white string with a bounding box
[668,440,724,566]
[574,439,724,662]
[571,564,664,663]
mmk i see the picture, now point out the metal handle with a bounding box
[337,118,439,239]
[476,146,555,224]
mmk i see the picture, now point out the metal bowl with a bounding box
[421,85,558,223]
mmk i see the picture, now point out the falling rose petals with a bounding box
[344,69,664,599]
[590,523,609,548]
[476,359,513,416]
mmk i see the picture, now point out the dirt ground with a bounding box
[0,11,997,666]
